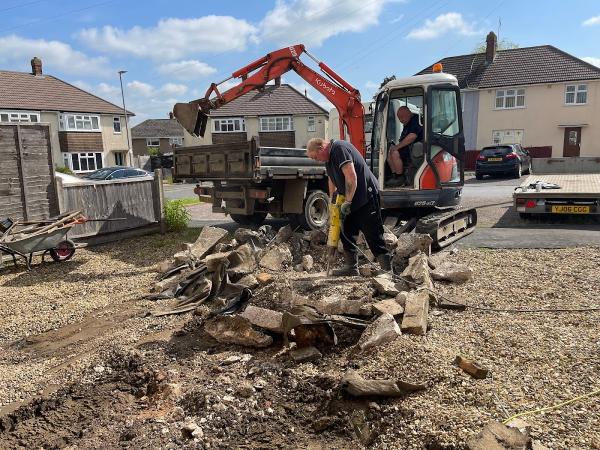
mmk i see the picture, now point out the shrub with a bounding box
[147,147,160,156]
[164,199,191,231]
[56,166,74,175]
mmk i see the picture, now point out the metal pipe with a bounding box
[118,70,131,166]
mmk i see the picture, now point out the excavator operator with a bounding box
[387,106,423,186]
[306,137,392,276]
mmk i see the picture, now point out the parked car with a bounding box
[84,167,152,181]
[475,144,532,179]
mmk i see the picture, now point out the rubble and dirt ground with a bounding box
[0,228,599,449]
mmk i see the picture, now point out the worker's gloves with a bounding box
[340,201,352,219]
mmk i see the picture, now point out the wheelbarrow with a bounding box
[0,211,84,271]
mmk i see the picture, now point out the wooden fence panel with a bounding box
[60,177,161,237]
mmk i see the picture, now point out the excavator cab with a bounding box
[371,73,465,210]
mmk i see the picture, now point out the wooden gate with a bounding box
[0,124,59,220]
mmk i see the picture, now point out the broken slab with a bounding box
[240,305,283,333]
[290,345,322,363]
[302,254,314,271]
[455,355,489,379]
[259,244,293,271]
[341,370,426,398]
[394,233,433,259]
[234,228,263,246]
[383,232,398,248]
[237,274,258,289]
[204,315,273,348]
[401,252,434,291]
[228,243,257,275]
[431,261,473,283]
[400,291,429,335]
[357,313,401,351]
[372,299,404,317]
[190,226,228,260]
[308,293,369,316]
[174,250,192,266]
[467,421,531,450]
[309,229,328,246]
[372,275,400,296]
[256,272,274,286]
[274,224,293,244]
[205,251,232,272]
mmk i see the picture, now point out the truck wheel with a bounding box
[231,212,267,227]
[292,190,329,231]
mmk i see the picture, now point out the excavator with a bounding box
[173,44,476,248]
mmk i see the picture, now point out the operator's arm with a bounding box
[341,162,357,203]
[392,133,417,152]
[328,177,336,198]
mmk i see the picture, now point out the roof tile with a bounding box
[131,119,184,138]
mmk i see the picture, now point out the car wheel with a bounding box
[475,172,483,180]
[513,164,522,179]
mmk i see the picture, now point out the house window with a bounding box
[59,114,100,131]
[565,84,587,105]
[213,118,245,133]
[0,110,40,123]
[63,152,103,173]
[260,116,294,132]
[492,129,524,145]
[307,116,316,132]
[113,117,122,133]
[169,137,183,146]
[146,138,160,147]
[114,151,125,166]
[495,88,525,109]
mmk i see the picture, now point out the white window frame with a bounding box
[59,113,101,132]
[491,129,524,145]
[62,152,104,173]
[146,137,160,147]
[0,110,40,123]
[307,116,316,132]
[212,117,245,133]
[113,117,122,134]
[260,116,294,132]
[494,88,526,110]
[565,84,587,105]
[169,137,183,146]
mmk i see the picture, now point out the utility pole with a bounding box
[118,70,132,166]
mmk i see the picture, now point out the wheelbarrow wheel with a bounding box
[50,239,76,262]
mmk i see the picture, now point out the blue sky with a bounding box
[1,0,599,124]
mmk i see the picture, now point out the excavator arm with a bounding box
[173,44,366,156]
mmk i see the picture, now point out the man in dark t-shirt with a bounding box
[387,106,423,181]
[306,138,391,276]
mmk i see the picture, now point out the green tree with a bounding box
[373,75,396,99]
[473,39,519,53]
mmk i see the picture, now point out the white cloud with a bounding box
[79,16,257,60]
[582,56,600,67]
[260,0,389,47]
[390,14,404,24]
[127,80,154,97]
[125,80,188,98]
[0,34,110,76]
[582,15,600,26]
[407,12,478,40]
[157,60,217,81]
[365,81,380,91]
[160,83,188,97]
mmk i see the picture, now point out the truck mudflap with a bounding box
[416,207,478,249]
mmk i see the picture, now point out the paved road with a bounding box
[163,183,197,201]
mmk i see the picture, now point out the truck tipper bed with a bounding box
[514,157,600,217]
[173,137,330,229]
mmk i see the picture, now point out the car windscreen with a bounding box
[86,168,114,179]
[480,146,512,156]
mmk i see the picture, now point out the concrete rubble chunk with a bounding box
[174,250,192,266]
[455,355,489,379]
[373,299,404,317]
[157,259,174,273]
[234,228,263,246]
[395,292,408,307]
[359,264,376,277]
[259,244,292,271]
[467,421,531,450]
[309,294,370,316]
[205,251,232,272]
[401,252,434,291]
[431,261,473,283]
[237,274,258,289]
[228,243,257,274]
[204,315,273,348]
[302,254,314,271]
[309,229,328,246]
[383,232,398,248]
[357,313,401,351]
[290,345,322,363]
[240,305,284,333]
[372,275,400,296]
[256,273,274,285]
[394,233,433,259]
[274,224,293,244]
[401,291,430,335]
[190,226,228,260]
[342,370,426,398]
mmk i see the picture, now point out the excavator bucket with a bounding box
[173,101,209,137]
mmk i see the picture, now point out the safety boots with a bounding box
[376,253,392,273]
[331,251,359,276]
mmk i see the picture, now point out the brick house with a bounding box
[131,117,185,156]
[0,57,134,173]
[183,80,329,148]
[417,32,600,158]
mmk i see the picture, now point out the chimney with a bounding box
[169,112,174,119]
[485,31,497,64]
[31,56,43,76]
[274,77,281,86]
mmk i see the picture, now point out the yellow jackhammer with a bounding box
[325,194,345,275]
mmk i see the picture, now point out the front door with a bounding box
[114,151,125,166]
[563,127,581,157]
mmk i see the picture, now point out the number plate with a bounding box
[487,157,502,162]
[551,205,590,214]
